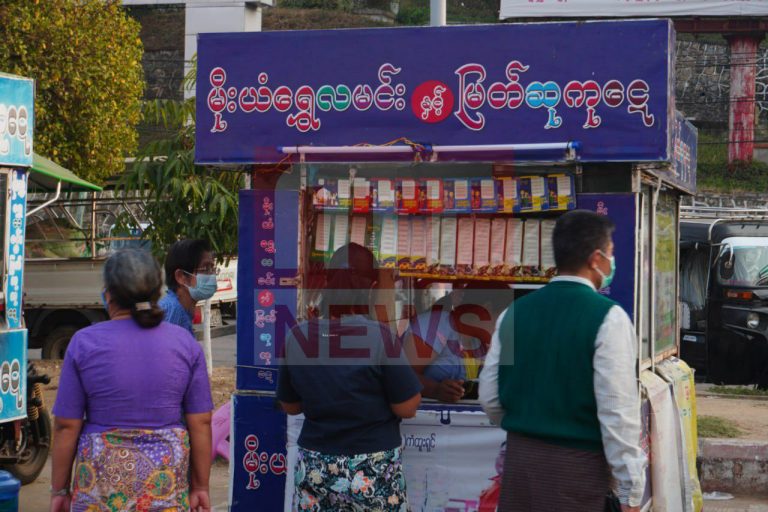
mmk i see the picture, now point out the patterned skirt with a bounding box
[71,428,191,512]
[293,446,409,512]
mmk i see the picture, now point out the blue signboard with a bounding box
[237,189,299,391]
[0,74,33,168]
[576,193,637,321]
[669,111,697,194]
[230,393,288,512]
[6,170,27,329]
[0,330,27,422]
[196,19,673,165]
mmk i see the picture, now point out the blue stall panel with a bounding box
[576,193,637,321]
[0,74,34,168]
[6,170,27,330]
[237,189,298,391]
[230,393,288,511]
[0,330,27,422]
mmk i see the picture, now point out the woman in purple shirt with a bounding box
[50,249,214,512]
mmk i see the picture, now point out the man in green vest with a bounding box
[479,210,646,512]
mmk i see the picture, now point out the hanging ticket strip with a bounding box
[310,174,574,281]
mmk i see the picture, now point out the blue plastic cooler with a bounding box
[0,471,20,512]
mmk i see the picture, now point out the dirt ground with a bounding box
[32,359,236,414]
[697,395,768,440]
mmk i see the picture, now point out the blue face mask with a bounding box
[185,272,218,301]
[101,290,109,312]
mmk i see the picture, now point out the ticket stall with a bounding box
[195,19,701,511]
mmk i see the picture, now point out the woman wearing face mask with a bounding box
[50,249,213,512]
[159,239,218,334]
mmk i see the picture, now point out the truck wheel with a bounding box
[42,326,79,359]
[6,409,51,485]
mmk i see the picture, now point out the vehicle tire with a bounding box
[6,409,51,485]
[41,326,79,359]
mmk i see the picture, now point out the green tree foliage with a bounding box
[0,0,144,184]
[279,0,356,12]
[117,72,241,261]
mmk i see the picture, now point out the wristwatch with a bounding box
[50,487,70,496]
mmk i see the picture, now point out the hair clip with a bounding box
[135,302,152,311]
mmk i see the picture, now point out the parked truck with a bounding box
[23,192,237,358]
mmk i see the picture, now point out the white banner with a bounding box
[500,0,768,20]
[641,371,685,512]
[285,408,506,511]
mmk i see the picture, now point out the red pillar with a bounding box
[726,34,764,163]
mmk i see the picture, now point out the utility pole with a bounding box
[430,0,446,27]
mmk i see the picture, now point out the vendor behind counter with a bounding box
[403,282,514,403]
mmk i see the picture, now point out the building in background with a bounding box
[498,0,768,164]
[123,0,270,100]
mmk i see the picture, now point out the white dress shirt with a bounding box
[479,275,647,507]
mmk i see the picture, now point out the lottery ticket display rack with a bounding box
[195,19,702,511]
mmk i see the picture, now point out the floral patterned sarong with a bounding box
[294,446,409,512]
[71,428,190,512]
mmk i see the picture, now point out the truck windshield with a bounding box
[719,237,768,287]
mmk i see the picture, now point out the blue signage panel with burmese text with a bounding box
[0,74,33,168]
[196,20,673,164]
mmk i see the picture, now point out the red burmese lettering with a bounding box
[503,60,528,109]
[269,453,287,475]
[602,80,624,108]
[374,84,396,111]
[627,79,655,127]
[243,451,259,473]
[244,434,259,451]
[487,82,511,110]
[378,63,401,84]
[287,85,321,133]
[584,107,601,129]
[375,63,404,111]
[238,87,259,113]
[209,67,226,88]
[563,80,601,108]
[255,86,272,113]
[563,80,602,129]
[246,471,260,490]
[207,87,227,114]
[352,84,374,111]
[273,86,293,113]
[505,60,530,81]
[454,63,487,131]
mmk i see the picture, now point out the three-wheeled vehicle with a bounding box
[0,72,104,483]
[680,206,768,388]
